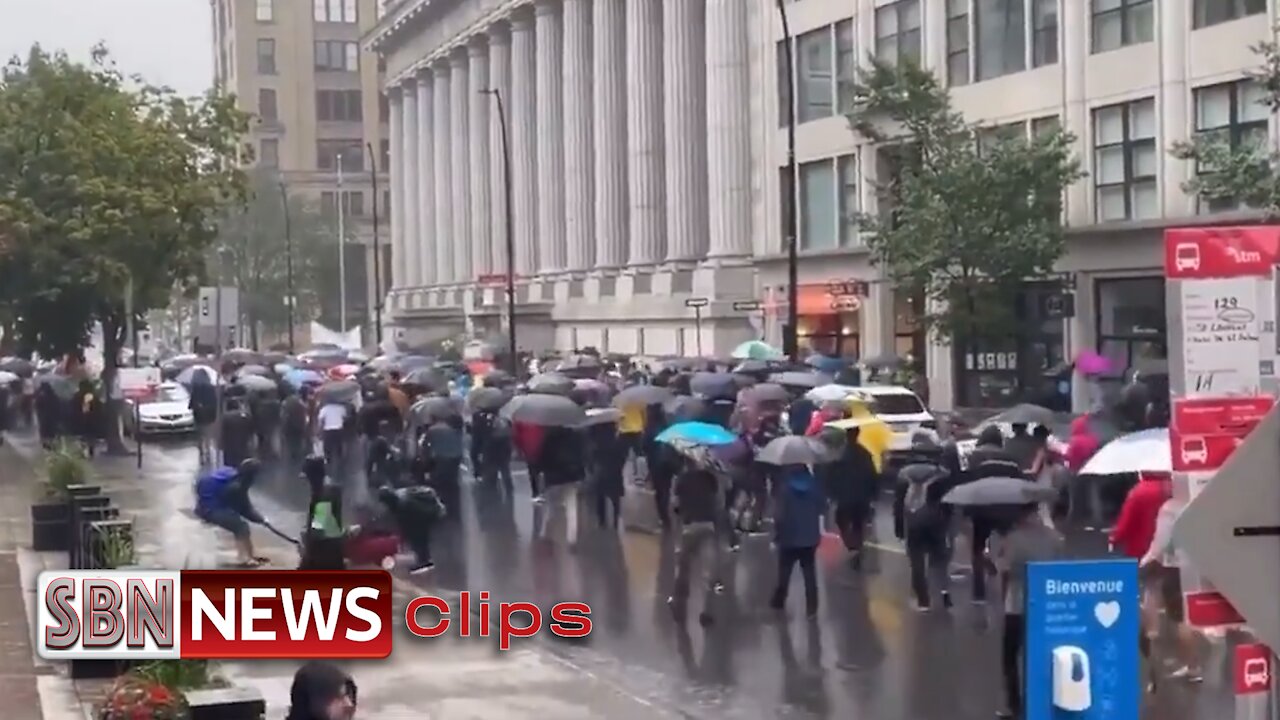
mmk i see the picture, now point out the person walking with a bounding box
[826,425,879,568]
[668,456,728,624]
[995,504,1063,719]
[219,398,254,468]
[541,426,586,544]
[964,425,1025,605]
[189,371,219,464]
[71,380,100,457]
[281,389,310,463]
[316,398,350,471]
[299,456,347,571]
[588,421,626,529]
[893,433,954,611]
[1140,496,1203,684]
[769,463,825,618]
[422,417,464,515]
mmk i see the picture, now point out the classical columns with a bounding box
[625,0,665,266]
[662,0,708,262]
[469,37,493,279]
[592,0,628,270]
[400,78,421,289]
[510,10,539,276]
[388,88,406,291]
[705,0,751,258]
[534,0,566,273]
[563,0,594,272]
[431,63,454,283]
[415,70,436,286]
[488,24,512,275]
[450,50,473,283]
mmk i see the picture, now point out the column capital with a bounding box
[510,5,535,30]
[414,65,432,81]
[399,75,418,90]
[487,19,511,43]
[386,84,404,98]
[432,58,451,77]
[468,34,488,57]
[534,0,560,18]
[450,46,469,67]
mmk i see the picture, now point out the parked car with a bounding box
[123,382,196,437]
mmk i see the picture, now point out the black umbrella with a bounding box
[663,395,706,422]
[689,372,736,400]
[395,355,433,372]
[556,354,603,372]
[262,351,293,367]
[222,348,262,366]
[500,393,587,427]
[943,476,1057,506]
[403,367,448,391]
[0,357,35,377]
[768,371,830,389]
[613,384,673,407]
[484,369,516,387]
[740,382,790,405]
[468,386,509,411]
[731,359,775,375]
[862,354,905,370]
[236,364,272,378]
[527,372,575,396]
[409,396,461,424]
[315,379,360,404]
[981,403,1058,428]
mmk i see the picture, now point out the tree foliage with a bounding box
[1170,37,1280,216]
[844,58,1083,344]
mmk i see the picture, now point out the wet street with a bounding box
[26,433,1238,720]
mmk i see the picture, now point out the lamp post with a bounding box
[367,141,383,348]
[278,181,295,353]
[336,153,348,337]
[778,0,800,363]
[481,87,518,375]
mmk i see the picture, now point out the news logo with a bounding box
[37,570,393,660]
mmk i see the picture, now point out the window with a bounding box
[383,190,391,216]
[976,0,1026,81]
[315,41,359,72]
[780,167,795,246]
[779,20,855,125]
[1092,0,1153,53]
[380,139,390,171]
[1193,79,1270,212]
[379,93,390,123]
[316,90,363,122]
[876,0,922,66]
[835,20,856,113]
[947,0,970,86]
[976,121,1025,156]
[1193,0,1266,29]
[255,0,273,22]
[256,39,276,75]
[799,160,837,250]
[314,0,358,23]
[260,139,279,168]
[1095,277,1167,387]
[1032,0,1058,67]
[258,88,278,122]
[837,154,860,246]
[1093,98,1158,221]
[321,191,365,217]
[316,140,364,171]
[1031,114,1060,139]
[777,43,792,127]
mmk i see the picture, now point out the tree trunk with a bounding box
[99,318,130,455]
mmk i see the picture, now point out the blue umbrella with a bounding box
[284,368,324,388]
[656,421,739,446]
[805,354,846,373]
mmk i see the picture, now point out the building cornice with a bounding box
[368,0,529,88]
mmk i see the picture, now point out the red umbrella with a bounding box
[328,363,361,380]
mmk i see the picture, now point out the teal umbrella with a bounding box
[731,340,781,361]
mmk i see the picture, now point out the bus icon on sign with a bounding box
[1180,437,1208,465]
[1174,243,1201,272]
[1244,657,1270,690]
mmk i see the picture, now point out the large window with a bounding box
[780,20,855,125]
[315,41,359,72]
[1095,277,1167,387]
[976,121,1025,156]
[1093,98,1157,221]
[321,190,365,217]
[875,0,922,66]
[838,154,860,246]
[316,90,363,122]
[1092,0,1153,53]
[316,140,364,171]
[378,93,390,123]
[947,0,971,86]
[259,138,279,168]
[258,88,277,122]
[1193,0,1266,29]
[256,39,276,75]
[314,0,358,23]
[1032,0,1058,67]
[976,0,1026,81]
[255,0,273,22]
[1193,79,1270,212]
[380,139,390,171]
[789,153,860,251]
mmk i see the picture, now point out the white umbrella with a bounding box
[0,370,18,384]
[805,384,858,403]
[1080,428,1171,476]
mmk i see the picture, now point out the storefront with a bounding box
[795,282,863,359]
[954,281,1071,409]
[1094,275,1167,391]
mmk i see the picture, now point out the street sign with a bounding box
[1236,644,1273,695]
[684,298,709,308]
[1025,559,1140,720]
[197,287,239,328]
[732,300,762,312]
[1176,402,1280,649]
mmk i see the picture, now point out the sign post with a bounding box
[685,298,709,357]
[117,367,159,470]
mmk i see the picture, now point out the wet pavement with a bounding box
[12,432,1240,720]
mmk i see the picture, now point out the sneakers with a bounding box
[942,592,954,610]
[911,601,931,613]
[1168,666,1203,683]
[409,562,435,575]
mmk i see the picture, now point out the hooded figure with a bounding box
[769,464,825,617]
[286,661,357,720]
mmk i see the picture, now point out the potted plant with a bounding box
[95,522,135,569]
[102,660,264,720]
[98,673,186,720]
[30,442,90,551]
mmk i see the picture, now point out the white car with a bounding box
[845,385,936,450]
[124,382,196,436]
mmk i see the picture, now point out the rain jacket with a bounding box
[1065,416,1100,472]
[673,466,720,524]
[892,458,951,539]
[1110,472,1170,559]
[195,467,263,523]
[775,467,825,549]
[285,661,357,720]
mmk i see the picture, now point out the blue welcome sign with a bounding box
[1025,559,1140,720]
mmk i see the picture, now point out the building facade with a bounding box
[371,0,1277,411]
[212,0,392,338]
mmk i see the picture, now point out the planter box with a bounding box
[66,484,102,498]
[69,495,110,569]
[87,520,133,570]
[185,686,266,720]
[30,501,69,551]
[76,509,120,569]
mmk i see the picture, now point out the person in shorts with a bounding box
[1141,496,1203,683]
[195,458,269,567]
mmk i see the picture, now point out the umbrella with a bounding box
[234,374,277,394]
[283,368,325,388]
[410,396,461,424]
[527,372,575,396]
[1080,428,1171,476]
[731,340,782,361]
[1076,350,1112,376]
[613,384,672,407]
[0,370,18,385]
[663,395,705,422]
[756,435,838,466]
[35,374,77,400]
[689,372,737,400]
[403,367,448,391]
[262,352,292,367]
[862,354,905,369]
[656,421,739,446]
[159,354,203,372]
[176,365,220,386]
[769,371,830,389]
[582,407,622,426]
[329,363,362,380]
[273,363,295,376]
[236,364,272,378]
[316,379,360,404]
[396,355,433,371]
[467,386,509,411]
[732,359,777,375]
[943,476,1057,506]
[501,393,587,427]
[740,382,790,404]
[978,403,1059,429]
[573,377,610,393]
[484,369,516,387]
[806,384,857,403]
[556,354,603,373]
[222,348,261,365]
[0,357,35,377]
[368,355,398,372]
[805,354,846,373]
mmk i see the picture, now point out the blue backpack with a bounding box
[195,466,238,513]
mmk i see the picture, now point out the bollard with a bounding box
[1234,643,1272,720]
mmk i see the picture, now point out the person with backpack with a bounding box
[194,458,270,567]
[377,484,445,574]
[668,456,728,624]
[219,398,255,468]
[893,433,953,611]
[298,455,347,570]
[769,463,825,618]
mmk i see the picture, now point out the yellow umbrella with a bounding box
[826,407,893,473]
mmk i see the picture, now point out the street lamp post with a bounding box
[481,87,518,375]
[778,0,800,363]
[336,154,348,337]
[279,181,295,353]
[367,141,383,348]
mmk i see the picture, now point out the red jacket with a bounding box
[1065,416,1100,472]
[1110,473,1171,558]
[512,421,545,464]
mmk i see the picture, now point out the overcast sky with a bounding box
[0,0,213,97]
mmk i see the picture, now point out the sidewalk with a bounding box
[6,436,677,719]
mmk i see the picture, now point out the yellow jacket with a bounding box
[826,401,893,472]
[619,404,646,434]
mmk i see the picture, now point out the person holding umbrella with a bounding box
[755,435,833,618]
[892,433,953,611]
[823,423,880,569]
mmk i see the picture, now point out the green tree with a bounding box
[845,58,1083,345]
[1170,37,1280,215]
[0,46,248,450]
